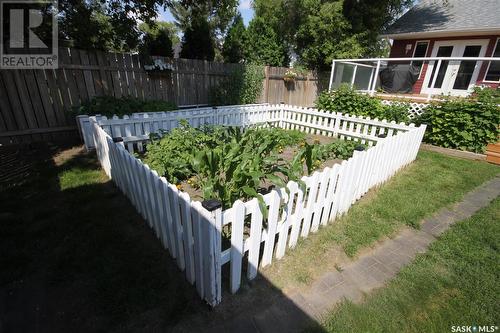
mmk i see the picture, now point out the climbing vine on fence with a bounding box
[209,64,265,106]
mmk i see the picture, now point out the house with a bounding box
[381,0,500,96]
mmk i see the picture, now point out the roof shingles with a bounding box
[384,0,500,35]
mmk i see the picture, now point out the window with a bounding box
[485,38,500,82]
[411,41,429,75]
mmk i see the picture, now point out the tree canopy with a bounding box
[221,13,247,63]
[180,15,216,60]
[342,0,414,55]
[167,0,238,60]
[293,0,365,69]
[138,22,180,58]
[245,16,289,66]
[241,0,414,69]
[53,0,414,68]
[58,0,165,51]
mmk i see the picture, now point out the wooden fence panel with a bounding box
[260,66,328,106]
[0,47,331,143]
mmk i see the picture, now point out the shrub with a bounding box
[471,86,500,104]
[416,94,500,153]
[315,84,410,123]
[75,96,177,117]
[382,101,412,124]
[209,64,265,105]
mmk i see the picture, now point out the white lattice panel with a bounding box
[381,100,429,119]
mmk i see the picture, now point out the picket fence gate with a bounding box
[87,103,426,306]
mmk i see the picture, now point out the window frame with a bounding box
[483,37,500,83]
[411,40,430,78]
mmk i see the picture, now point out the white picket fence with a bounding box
[78,103,275,151]
[87,104,426,306]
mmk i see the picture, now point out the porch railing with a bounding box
[329,56,500,101]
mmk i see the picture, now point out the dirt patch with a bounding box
[52,145,86,166]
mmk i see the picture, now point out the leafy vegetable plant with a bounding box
[144,122,357,209]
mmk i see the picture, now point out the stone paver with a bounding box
[177,177,500,333]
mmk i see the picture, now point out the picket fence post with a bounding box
[279,102,285,129]
[200,199,223,307]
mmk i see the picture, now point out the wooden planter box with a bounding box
[486,143,500,165]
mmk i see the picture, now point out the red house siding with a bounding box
[389,35,500,93]
[477,38,500,89]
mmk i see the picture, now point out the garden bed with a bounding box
[142,123,359,205]
[87,103,427,306]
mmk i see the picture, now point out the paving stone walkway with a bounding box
[188,176,500,333]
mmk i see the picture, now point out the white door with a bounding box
[422,40,489,96]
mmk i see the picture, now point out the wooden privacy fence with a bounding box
[0,47,326,144]
[263,66,329,106]
[88,103,426,306]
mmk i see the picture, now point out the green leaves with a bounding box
[144,122,359,212]
[416,89,500,153]
[315,84,410,124]
[209,64,265,106]
[144,124,307,209]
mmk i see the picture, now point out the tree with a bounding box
[245,17,289,66]
[139,22,180,58]
[139,22,180,46]
[243,0,413,69]
[169,0,238,47]
[293,0,365,69]
[140,30,173,58]
[58,1,115,50]
[168,0,238,34]
[222,13,246,63]
[57,0,166,51]
[244,0,290,66]
[342,0,414,55]
[343,0,414,33]
[168,0,238,60]
[180,15,215,60]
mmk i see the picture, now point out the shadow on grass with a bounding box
[0,143,324,332]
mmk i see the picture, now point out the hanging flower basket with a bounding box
[143,58,174,72]
[283,69,298,83]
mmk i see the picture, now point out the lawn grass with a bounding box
[261,150,499,291]
[313,197,500,333]
[0,145,201,332]
[1,144,498,331]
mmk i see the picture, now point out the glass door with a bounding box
[422,40,489,96]
[448,41,488,96]
[422,42,455,95]
[427,45,454,90]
